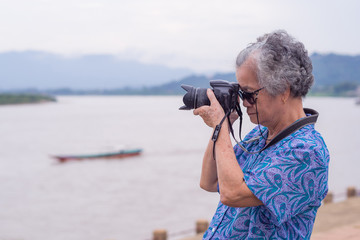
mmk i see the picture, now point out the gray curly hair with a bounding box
[236,30,314,97]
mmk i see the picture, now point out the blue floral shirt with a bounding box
[203,123,329,240]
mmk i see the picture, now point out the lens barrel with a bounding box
[179,80,239,111]
[179,85,210,110]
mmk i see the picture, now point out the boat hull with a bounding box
[53,149,142,163]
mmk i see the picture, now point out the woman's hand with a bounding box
[193,89,225,128]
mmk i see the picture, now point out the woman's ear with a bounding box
[281,86,291,104]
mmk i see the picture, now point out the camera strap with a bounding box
[211,101,243,160]
[211,111,232,160]
[212,108,319,159]
[211,111,231,142]
[234,108,319,154]
[262,108,318,150]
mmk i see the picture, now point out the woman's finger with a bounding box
[206,89,217,104]
[193,105,209,116]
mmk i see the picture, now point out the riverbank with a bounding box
[0,93,56,105]
[178,196,360,240]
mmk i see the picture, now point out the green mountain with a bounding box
[4,53,359,96]
[141,53,360,96]
[145,73,236,95]
[311,53,360,86]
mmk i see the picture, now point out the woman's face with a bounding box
[236,59,284,128]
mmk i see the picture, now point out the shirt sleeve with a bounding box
[243,136,329,226]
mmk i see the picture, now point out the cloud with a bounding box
[1,0,360,72]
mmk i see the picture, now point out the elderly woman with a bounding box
[194,30,329,239]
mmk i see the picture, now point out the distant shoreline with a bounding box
[0,94,56,105]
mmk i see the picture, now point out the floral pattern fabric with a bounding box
[203,123,329,240]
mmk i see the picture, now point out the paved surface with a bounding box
[311,196,360,239]
[180,197,360,240]
[311,222,360,240]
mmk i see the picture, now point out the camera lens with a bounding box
[179,85,210,110]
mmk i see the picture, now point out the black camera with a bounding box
[179,80,240,113]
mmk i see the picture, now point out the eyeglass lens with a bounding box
[239,87,264,104]
[239,90,256,104]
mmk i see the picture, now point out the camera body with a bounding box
[179,80,240,113]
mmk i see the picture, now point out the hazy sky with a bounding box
[1,0,359,73]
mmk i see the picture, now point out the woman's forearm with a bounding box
[215,121,263,207]
[215,121,244,194]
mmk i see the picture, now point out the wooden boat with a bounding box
[53,148,142,163]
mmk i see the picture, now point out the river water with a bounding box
[0,96,359,240]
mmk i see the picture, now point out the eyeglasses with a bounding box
[238,87,264,105]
